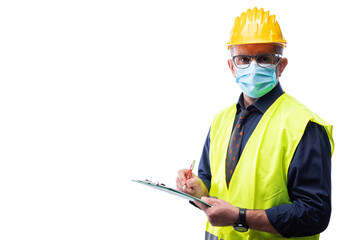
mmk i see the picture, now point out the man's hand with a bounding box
[176,169,208,199]
[199,197,279,234]
[198,197,239,227]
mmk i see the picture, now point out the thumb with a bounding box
[201,196,217,205]
[197,197,216,212]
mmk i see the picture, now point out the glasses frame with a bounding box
[232,53,282,69]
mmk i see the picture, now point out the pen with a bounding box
[183,160,195,191]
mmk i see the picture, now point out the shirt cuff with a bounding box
[265,204,293,238]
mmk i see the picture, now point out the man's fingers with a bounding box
[176,180,183,191]
[193,200,208,210]
[184,185,196,195]
[177,169,188,185]
[201,196,218,206]
[186,178,196,187]
[201,196,210,203]
[184,175,200,192]
[176,169,193,192]
[176,177,186,192]
[176,168,205,197]
[196,197,212,211]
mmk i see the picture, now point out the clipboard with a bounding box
[132,179,212,207]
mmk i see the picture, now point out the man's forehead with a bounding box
[230,44,278,56]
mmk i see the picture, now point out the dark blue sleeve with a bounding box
[198,128,212,191]
[265,121,332,238]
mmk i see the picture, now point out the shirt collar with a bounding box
[236,82,285,114]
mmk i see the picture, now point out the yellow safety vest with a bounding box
[206,93,334,240]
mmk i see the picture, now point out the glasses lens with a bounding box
[233,54,281,69]
[256,54,276,68]
[233,56,251,69]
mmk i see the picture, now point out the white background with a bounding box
[0,0,358,239]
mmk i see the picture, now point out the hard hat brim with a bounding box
[227,41,287,50]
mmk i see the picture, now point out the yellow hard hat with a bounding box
[227,7,287,49]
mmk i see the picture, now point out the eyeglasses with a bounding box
[232,54,282,69]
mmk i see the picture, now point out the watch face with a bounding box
[234,225,248,232]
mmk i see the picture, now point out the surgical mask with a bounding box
[235,61,277,98]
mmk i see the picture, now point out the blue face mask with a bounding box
[235,61,277,98]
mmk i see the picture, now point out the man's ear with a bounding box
[278,58,288,77]
[228,59,236,78]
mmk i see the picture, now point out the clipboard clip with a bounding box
[143,179,166,187]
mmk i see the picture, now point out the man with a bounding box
[176,7,334,240]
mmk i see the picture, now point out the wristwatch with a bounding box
[233,208,248,232]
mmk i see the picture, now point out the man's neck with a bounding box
[243,94,258,108]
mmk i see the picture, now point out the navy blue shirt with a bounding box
[198,83,332,238]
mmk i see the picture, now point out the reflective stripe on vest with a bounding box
[206,93,334,240]
[205,231,223,240]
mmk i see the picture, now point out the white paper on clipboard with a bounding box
[131,179,212,207]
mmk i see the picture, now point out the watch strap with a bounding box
[234,207,248,230]
[238,208,248,228]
